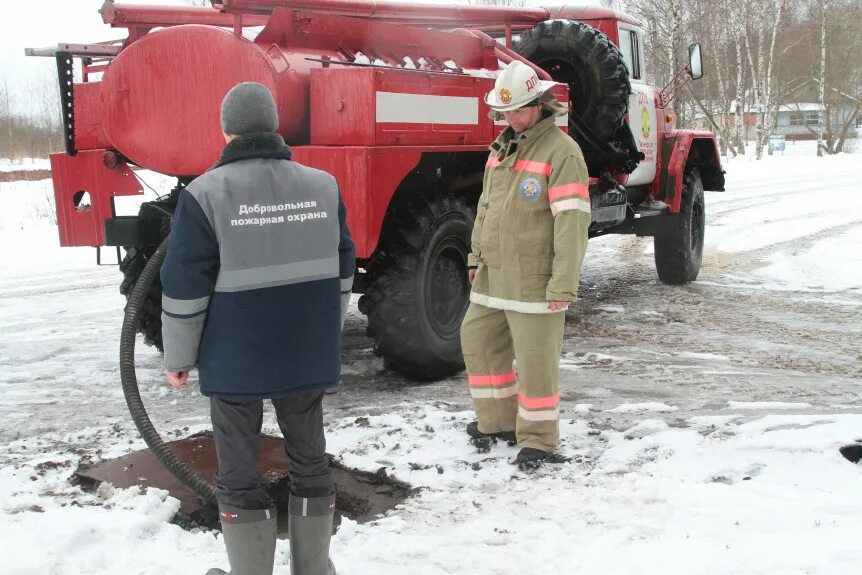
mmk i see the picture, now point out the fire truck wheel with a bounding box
[514,19,631,142]
[654,168,705,284]
[359,194,474,381]
[119,245,164,351]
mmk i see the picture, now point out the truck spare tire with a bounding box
[119,245,164,351]
[515,19,631,142]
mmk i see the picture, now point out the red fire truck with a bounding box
[29,0,724,380]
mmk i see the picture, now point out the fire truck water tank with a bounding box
[100,25,311,176]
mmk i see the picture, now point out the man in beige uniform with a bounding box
[461,61,591,467]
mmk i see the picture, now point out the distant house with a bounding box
[775,78,861,140]
[774,102,860,140]
[686,82,861,143]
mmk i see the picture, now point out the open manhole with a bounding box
[839,443,862,464]
[74,432,413,533]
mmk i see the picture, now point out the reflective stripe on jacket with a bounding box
[468,115,590,313]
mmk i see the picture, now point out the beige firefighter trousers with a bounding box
[460,301,565,452]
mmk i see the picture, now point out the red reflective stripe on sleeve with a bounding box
[486,156,501,168]
[549,183,589,202]
[514,160,552,176]
[517,392,560,409]
[468,371,517,387]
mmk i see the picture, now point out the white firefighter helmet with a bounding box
[484,60,557,112]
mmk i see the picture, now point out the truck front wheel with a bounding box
[654,167,705,284]
[358,194,474,381]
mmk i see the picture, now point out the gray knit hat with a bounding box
[220,82,279,135]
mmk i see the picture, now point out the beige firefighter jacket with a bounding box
[468,114,590,313]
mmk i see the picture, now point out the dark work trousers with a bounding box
[210,390,332,510]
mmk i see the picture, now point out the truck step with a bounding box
[591,204,627,224]
[633,204,670,219]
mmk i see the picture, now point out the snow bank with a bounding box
[0,158,51,172]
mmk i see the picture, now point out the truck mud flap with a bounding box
[632,206,674,237]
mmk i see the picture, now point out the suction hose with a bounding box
[119,237,217,504]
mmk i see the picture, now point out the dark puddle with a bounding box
[74,432,413,533]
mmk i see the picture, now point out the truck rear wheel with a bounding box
[514,19,631,141]
[358,194,474,381]
[654,168,705,284]
[120,245,164,351]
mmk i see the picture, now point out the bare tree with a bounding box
[744,0,787,159]
[0,79,12,160]
[787,0,862,155]
[602,0,857,160]
[666,0,683,87]
[35,71,61,156]
[729,0,750,154]
[0,73,63,161]
[685,3,741,157]
[817,0,829,155]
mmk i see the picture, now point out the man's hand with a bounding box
[166,370,189,388]
[468,268,477,286]
[547,301,570,311]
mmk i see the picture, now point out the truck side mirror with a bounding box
[689,43,703,79]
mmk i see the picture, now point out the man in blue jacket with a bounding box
[161,82,354,575]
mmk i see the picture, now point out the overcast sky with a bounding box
[0,0,203,112]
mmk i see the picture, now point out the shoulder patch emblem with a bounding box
[519,177,542,201]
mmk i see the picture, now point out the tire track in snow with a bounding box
[732,219,862,260]
[709,177,855,220]
[0,279,116,299]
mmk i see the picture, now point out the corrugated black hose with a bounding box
[119,237,217,504]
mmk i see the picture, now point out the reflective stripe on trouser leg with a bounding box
[460,302,517,435]
[506,309,565,452]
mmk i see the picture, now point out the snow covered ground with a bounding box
[1,142,861,574]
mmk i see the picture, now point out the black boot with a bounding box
[515,447,550,469]
[205,504,277,575]
[288,493,337,575]
[466,421,516,443]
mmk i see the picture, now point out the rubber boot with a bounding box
[205,504,277,575]
[515,447,551,469]
[288,493,337,575]
[466,421,516,443]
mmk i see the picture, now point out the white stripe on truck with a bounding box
[376,92,479,125]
